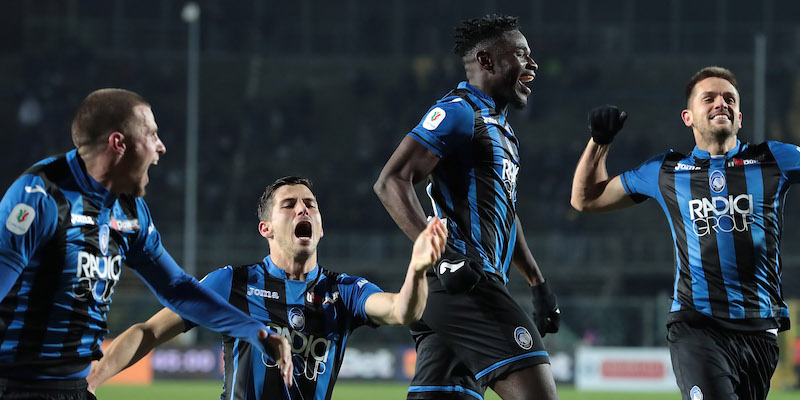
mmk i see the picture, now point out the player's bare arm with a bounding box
[87,308,293,391]
[512,217,561,336]
[511,217,544,286]
[571,105,637,212]
[374,136,440,241]
[365,217,447,325]
[570,141,634,212]
[86,308,185,392]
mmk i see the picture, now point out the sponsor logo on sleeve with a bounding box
[422,107,446,130]
[24,185,47,196]
[438,260,465,274]
[5,204,36,235]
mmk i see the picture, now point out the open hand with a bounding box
[410,217,448,272]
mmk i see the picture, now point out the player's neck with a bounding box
[694,133,738,156]
[270,251,317,281]
[78,147,121,194]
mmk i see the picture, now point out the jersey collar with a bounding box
[691,139,743,160]
[458,81,499,111]
[67,149,118,207]
[263,255,320,282]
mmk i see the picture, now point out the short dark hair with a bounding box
[257,176,313,222]
[71,88,150,149]
[685,66,739,103]
[453,14,520,58]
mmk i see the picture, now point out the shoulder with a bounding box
[765,140,800,155]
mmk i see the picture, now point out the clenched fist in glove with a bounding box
[530,281,560,337]
[588,105,628,145]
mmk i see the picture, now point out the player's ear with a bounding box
[737,111,743,129]
[109,131,126,155]
[476,51,493,71]
[258,220,273,239]
[681,109,692,128]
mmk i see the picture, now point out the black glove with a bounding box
[530,280,560,337]
[434,246,483,294]
[588,105,628,145]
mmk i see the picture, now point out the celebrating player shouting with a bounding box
[375,14,559,400]
[88,176,447,400]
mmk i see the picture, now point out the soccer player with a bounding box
[87,176,447,400]
[0,89,291,400]
[374,15,560,400]
[571,66,793,400]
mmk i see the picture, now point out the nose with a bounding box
[713,96,728,109]
[156,136,166,154]
[296,203,309,216]
[527,56,538,72]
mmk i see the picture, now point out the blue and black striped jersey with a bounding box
[621,140,799,331]
[0,150,165,379]
[409,82,521,282]
[186,256,382,400]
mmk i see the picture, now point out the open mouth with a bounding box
[519,75,534,84]
[294,221,312,239]
[710,113,731,122]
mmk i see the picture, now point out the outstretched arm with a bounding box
[87,308,185,391]
[374,136,440,241]
[130,252,293,387]
[365,217,447,325]
[570,105,636,212]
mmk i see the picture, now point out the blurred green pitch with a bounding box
[95,381,800,399]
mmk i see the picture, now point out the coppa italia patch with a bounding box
[423,107,446,130]
[5,203,35,235]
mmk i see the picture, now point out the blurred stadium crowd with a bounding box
[2,0,800,350]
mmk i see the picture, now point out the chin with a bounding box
[511,97,527,110]
[133,185,147,198]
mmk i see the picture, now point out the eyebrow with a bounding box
[699,91,736,98]
[278,196,317,203]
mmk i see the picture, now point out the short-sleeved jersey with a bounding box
[0,150,165,379]
[621,141,799,331]
[409,82,521,282]
[186,256,383,400]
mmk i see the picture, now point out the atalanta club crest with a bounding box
[709,170,726,193]
[690,385,703,400]
[289,307,305,330]
[99,224,110,255]
[514,326,533,350]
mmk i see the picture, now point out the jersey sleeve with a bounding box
[124,199,166,266]
[768,141,800,184]
[619,153,668,202]
[335,273,383,327]
[408,98,475,158]
[181,266,234,330]
[0,175,59,299]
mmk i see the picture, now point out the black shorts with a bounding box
[667,321,779,400]
[0,378,96,400]
[407,274,549,400]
